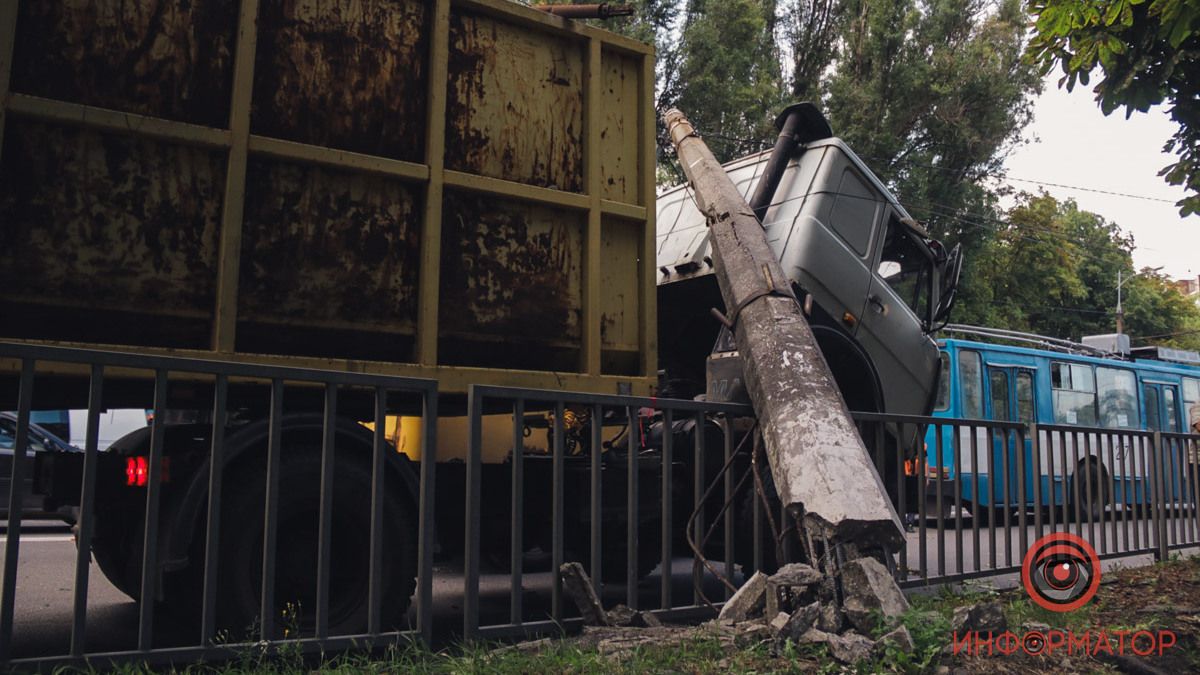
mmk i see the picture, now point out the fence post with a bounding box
[1152,431,1169,562]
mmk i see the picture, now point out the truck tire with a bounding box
[212,450,416,637]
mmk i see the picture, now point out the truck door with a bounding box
[857,212,941,417]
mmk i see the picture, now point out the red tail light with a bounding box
[124,456,169,487]
[126,457,147,487]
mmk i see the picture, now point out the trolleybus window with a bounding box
[1164,387,1181,432]
[989,369,1009,420]
[934,352,951,411]
[1185,377,1200,409]
[960,350,984,418]
[1051,361,1097,426]
[1096,366,1138,429]
[1017,371,1035,424]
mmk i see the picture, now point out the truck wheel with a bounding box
[214,450,416,637]
[1071,462,1110,523]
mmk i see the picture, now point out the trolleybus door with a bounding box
[1143,381,1183,502]
[986,366,1036,507]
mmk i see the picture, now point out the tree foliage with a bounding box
[1027,0,1200,216]
[823,0,1040,249]
[568,0,1197,345]
[671,0,787,162]
[964,193,1200,348]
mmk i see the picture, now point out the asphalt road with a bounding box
[2,521,734,661]
[5,512,1200,661]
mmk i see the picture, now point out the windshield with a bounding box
[876,217,932,322]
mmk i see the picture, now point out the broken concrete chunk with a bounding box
[560,562,610,626]
[638,611,663,628]
[718,571,768,621]
[840,557,909,633]
[606,604,637,627]
[829,632,876,664]
[816,576,837,604]
[768,563,824,586]
[1021,621,1051,634]
[777,601,821,641]
[765,563,822,617]
[798,627,836,645]
[603,604,663,628]
[876,625,915,654]
[769,612,791,635]
[816,602,845,634]
[733,620,775,646]
[593,626,695,661]
[951,600,1006,634]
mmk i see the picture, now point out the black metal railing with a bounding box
[0,342,437,670]
[5,348,1200,669]
[853,413,1200,588]
[461,384,754,641]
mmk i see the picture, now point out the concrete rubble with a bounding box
[556,556,922,666]
[716,570,768,621]
[950,599,1007,634]
[840,557,910,632]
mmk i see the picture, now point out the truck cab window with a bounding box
[877,217,931,321]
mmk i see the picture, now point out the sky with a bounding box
[1001,74,1199,282]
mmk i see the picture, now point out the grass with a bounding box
[46,556,1200,675]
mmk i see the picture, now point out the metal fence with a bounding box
[854,413,1200,588]
[460,385,753,641]
[4,345,1200,669]
[0,342,437,670]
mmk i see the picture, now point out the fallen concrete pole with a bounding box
[663,108,903,552]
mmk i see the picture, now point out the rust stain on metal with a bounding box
[238,159,422,328]
[599,218,640,349]
[253,0,429,162]
[10,0,236,128]
[0,120,224,314]
[445,10,584,192]
[600,50,640,204]
[439,192,582,346]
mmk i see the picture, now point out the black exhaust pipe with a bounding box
[747,102,833,223]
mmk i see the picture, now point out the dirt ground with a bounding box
[947,555,1200,674]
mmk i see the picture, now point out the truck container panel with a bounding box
[0,0,656,400]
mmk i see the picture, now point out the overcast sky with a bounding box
[1001,74,1199,282]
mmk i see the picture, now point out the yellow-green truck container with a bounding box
[0,0,656,397]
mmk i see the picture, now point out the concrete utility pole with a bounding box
[663,108,904,553]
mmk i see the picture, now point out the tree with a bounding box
[1027,0,1200,216]
[956,192,1200,349]
[672,0,787,163]
[824,0,1041,246]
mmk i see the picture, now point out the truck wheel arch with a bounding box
[808,323,884,415]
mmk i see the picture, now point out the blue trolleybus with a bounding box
[924,326,1200,513]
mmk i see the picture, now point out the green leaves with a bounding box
[1026,0,1200,216]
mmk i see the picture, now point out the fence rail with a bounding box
[3,342,1200,668]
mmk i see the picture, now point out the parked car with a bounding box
[0,411,80,522]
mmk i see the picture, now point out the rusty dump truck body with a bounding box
[0,0,657,403]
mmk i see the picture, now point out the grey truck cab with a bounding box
[655,122,962,429]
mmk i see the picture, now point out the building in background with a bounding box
[1174,276,1200,306]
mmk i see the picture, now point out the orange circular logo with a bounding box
[1021,533,1101,612]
